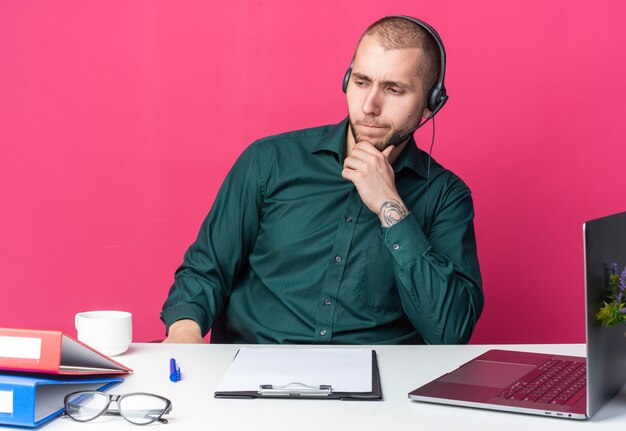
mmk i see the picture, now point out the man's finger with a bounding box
[354,141,381,155]
[341,167,358,182]
[382,145,394,159]
[343,156,368,172]
[347,151,377,167]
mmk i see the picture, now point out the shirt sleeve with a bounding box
[382,180,483,344]
[160,144,264,336]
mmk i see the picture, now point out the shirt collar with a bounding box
[310,117,349,158]
[392,133,430,178]
[312,117,430,179]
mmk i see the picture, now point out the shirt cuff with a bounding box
[160,303,209,336]
[382,214,430,267]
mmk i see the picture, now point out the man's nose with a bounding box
[361,87,382,116]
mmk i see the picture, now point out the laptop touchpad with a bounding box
[439,360,536,388]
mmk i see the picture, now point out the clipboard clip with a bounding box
[258,382,333,397]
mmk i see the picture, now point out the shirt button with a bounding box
[345,216,353,222]
[324,298,332,305]
[335,256,342,263]
[392,243,400,250]
[320,329,327,336]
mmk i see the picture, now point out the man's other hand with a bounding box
[162,319,205,343]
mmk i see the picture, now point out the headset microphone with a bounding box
[388,126,420,147]
[388,117,428,147]
[387,95,447,146]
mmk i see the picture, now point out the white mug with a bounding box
[75,310,132,357]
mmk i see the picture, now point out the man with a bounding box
[160,16,483,345]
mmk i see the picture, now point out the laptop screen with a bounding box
[584,210,626,417]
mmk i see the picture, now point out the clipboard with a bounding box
[214,348,382,401]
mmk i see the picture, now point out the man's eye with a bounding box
[354,80,366,87]
[387,88,402,95]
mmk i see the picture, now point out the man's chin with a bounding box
[348,121,394,151]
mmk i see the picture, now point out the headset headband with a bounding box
[342,15,448,114]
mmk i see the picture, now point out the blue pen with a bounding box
[169,358,181,382]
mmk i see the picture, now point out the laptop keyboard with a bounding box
[496,359,586,405]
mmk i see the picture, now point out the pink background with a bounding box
[1,1,625,344]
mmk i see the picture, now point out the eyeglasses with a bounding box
[63,391,172,425]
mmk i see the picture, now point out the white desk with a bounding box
[28,343,626,430]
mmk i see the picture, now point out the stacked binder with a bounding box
[0,327,132,427]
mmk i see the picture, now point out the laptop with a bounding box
[409,210,626,419]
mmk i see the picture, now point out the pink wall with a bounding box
[1,1,625,344]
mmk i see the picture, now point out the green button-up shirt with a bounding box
[161,118,483,344]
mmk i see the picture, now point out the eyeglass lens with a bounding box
[119,394,169,425]
[65,391,169,425]
[65,392,109,421]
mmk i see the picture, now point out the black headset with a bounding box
[342,15,448,118]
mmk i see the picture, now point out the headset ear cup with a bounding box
[428,83,448,113]
[428,84,440,112]
[342,66,352,93]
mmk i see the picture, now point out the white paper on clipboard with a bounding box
[215,347,373,393]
